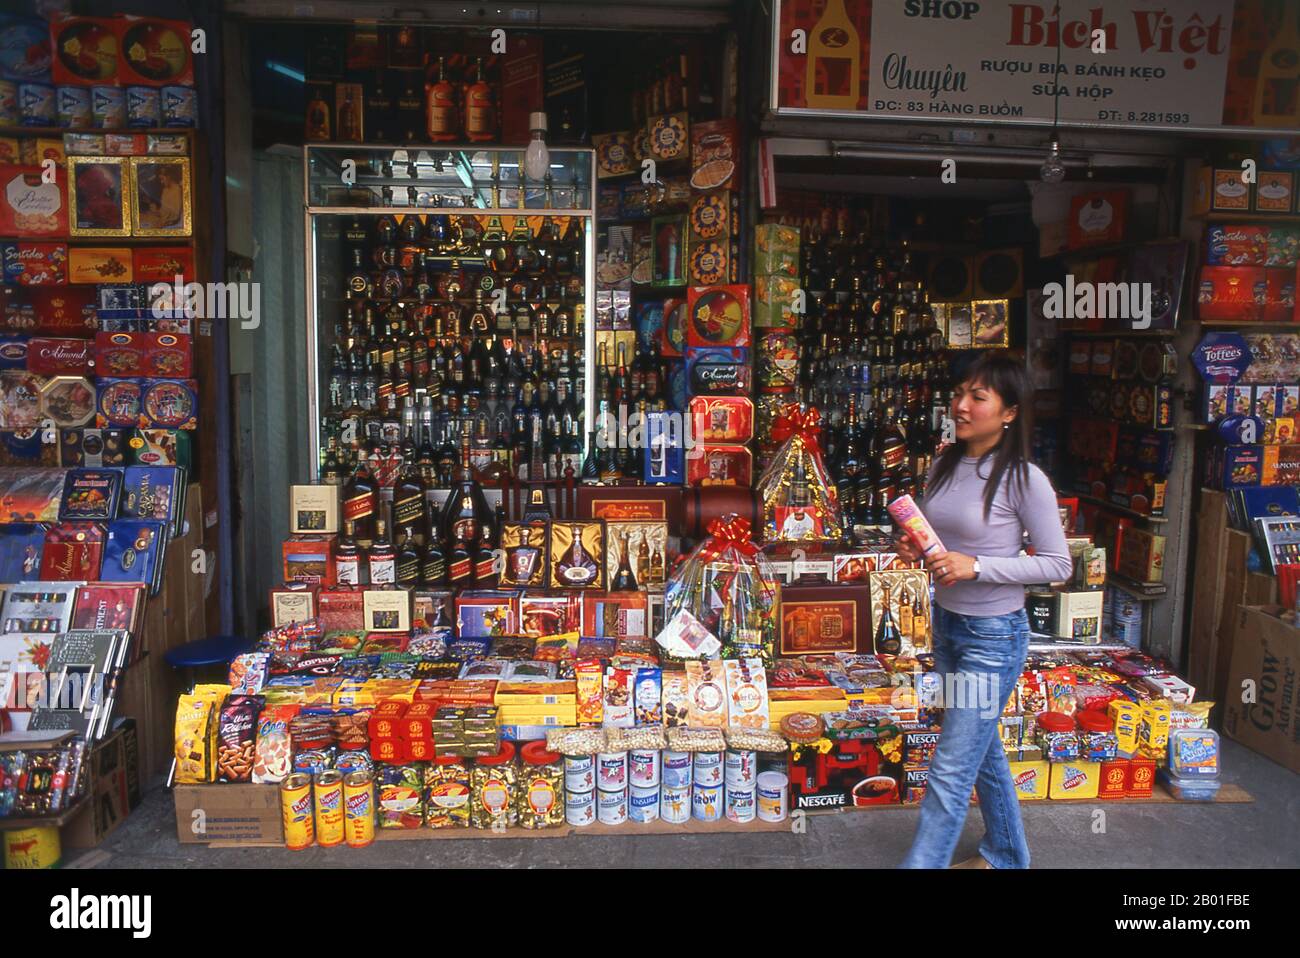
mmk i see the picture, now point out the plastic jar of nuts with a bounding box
[517,741,565,829]
[425,755,471,828]
[470,741,518,829]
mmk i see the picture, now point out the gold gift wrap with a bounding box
[547,520,606,590]
[868,569,932,656]
[603,519,668,589]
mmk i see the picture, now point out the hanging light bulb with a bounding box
[1040,136,1066,184]
[523,111,550,182]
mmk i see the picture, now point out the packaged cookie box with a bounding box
[1206,225,1267,266]
[753,224,800,278]
[1197,266,1265,322]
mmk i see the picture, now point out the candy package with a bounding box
[755,405,844,543]
[655,514,779,663]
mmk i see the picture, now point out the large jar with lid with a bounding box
[425,755,471,828]
[470,741,518,829]
[1075,710,1118,762]
[1035,712,1080,762]
[517,741,565,829]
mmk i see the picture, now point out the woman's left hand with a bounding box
[927,550,978,587]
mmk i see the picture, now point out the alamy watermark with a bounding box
[1041,275,1154,329]
[149,275,261,329]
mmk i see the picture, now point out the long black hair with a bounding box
[926,350,1033,519]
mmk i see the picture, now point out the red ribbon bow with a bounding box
[770,403,831,480]
[701,513,759,559]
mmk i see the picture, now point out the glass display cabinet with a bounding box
[302,144,596,498]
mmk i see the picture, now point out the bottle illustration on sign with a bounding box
[806,0,861,109]
[1253,4,1300,127]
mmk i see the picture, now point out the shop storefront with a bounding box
[0,0,1296,867]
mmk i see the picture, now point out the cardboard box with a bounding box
[1054,589,1104,644]
[62,720,142,848]
[290,484,339,535]
[174,783,283,845]
[1116,528,1166,584]
[1223,605,1300,773]
[779,583,872,655]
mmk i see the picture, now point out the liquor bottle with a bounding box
[897,580,913,642]
[612,531,638,590]
[555,523,599,587]
[391,447,428,547]
[421,531,448,586]
[635,532,651,585]
[335,519,361,586]
[396,526,421,586]
[873,582,902,655]
[911,584,928,642]
[440,433,492,585]
[338,85,362,141]
[342,450,378,550]
[346,249,372,300]
[464,57,496,143]
[423,56,460,140]
[649,539,664,585]
[523,485,552,525]
[306,86,331,140]
[365,71,393,144]
[368,519,397,585]
[396,77,425,144]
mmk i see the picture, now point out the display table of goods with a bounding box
[171,611,1236,848]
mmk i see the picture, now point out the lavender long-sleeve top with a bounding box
[920,456,1073,616]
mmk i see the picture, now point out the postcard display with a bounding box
[0,12,199,819]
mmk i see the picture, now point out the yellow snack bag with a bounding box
[173,685,231,784]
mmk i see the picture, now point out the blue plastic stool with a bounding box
[164,635,251,671]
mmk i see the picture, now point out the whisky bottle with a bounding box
[612,531,638,590]
[421,531,448,586]
[395,526,421,586]
[368,519,397,585]
[440,433,492,585]
[635,532,650,585]
[335,518,361,586]
[897,580,913,642]
[391,448,428,547]
[342,450,378,550]
[649,539,664,585]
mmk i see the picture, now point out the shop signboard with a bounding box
[772,0,1300,134]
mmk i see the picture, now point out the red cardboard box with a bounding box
[1197,266,1265,322]
[0,166,68,238]
[368,700,408,740]
[29,287,96,335]
[132,246,195,285]
[1127,756,1156,797]
[689,395,754,444]
[1098,758,1129,799]
[282,535,337,586]
[115,17,196,87]
[51,16,121,86]
[1264,268,1296,323]
[1068,190,1128,249]
[317,587,364,632]
[779,583,873,655]
[26,337,92,376]
[686,444,752,487]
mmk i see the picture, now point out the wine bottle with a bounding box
[440,432,492,585]
[874,582,902,656]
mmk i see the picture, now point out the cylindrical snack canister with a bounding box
[660,784,691,823]
[0,81,18,127]
[126,86,161,128]
[56,86,91,129]
[725,784,757,823]
[692,783,722,822]
[280,773,315,850]
[596,751,627,791]
[628,749,661,788]
[343,771,375,848]
[756,771,789,823]
[597,787,627,825]
[92,86,125,128]
[566,788,595,827]
[313,769,345,847]
[3,827,60,869]
[662,750,692,788]
[693,750,722,787]
[725,749,756,788]
[564,754,595,793]
[628,784,660,823]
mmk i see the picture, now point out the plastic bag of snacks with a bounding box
[655,514,779,663]
[174,684,231,784]
[755,405,844,543]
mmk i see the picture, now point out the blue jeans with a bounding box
[900,606,1032,869]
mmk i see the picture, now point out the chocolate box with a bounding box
[686,284,750,350]
[1211,168,1251,211]
[1197,266,1265,322]
[68,248,133,285]
[685,346,751,397]
[686,444,752,488]
[1263,444,1300,487]
[1255,171,1295,214]
[1116,527,1166,584]
[132,246,196,285]
[1206,225,1268,267]
[26,337,92,376]
[688,395,754,444]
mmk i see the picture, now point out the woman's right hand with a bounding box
[894,534,921,563]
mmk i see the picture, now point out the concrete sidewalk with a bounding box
[69,737,1299,869]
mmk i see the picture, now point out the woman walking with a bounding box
[897,351,1072,869]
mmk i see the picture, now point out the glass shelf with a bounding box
[305,144,594,212]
